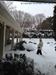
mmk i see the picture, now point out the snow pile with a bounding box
[23,41,35,51]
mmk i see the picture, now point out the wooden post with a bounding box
[11,29,15,50]
[17,32,18,43]
[0,22,6,58]
[19,33,22,42]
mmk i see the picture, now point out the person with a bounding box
[36,38,43,55]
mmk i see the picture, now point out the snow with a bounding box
[5,38,56,75]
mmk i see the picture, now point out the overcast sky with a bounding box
[12,1,56,18]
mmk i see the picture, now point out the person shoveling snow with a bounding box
[36,38,43,55]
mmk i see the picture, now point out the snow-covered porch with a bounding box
[0,2,23,58]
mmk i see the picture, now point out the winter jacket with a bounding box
[38,41,43,50]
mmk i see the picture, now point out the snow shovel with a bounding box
[42,50,47,54]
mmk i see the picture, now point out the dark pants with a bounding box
[37,50,42,55]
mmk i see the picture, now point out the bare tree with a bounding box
[23,12,32,28]
[13,10,32,30]
[34,14,46,25]
[13,10,24,26]
[5,1,16,11]
[11,9,46,32]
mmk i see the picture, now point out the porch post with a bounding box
[19,33,22,42]
[0,22,6,58]
[11,29,15,50]
[17,32,18,43]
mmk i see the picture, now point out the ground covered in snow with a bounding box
[5,38,56,75]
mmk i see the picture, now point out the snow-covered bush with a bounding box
[54,65,56,69]
[23,33,29,38]
[47,42,50,44]
[5,53,13,60]
[29,41,37,44]
[55,46,56,51]
[23,41,35,52]
[14,40,27,51]
[0,53,34,75]
[14,40,35,52]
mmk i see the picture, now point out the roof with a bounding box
[5,0,56,3]
[19,0,56,3]
[0,1,23,34]
[34,0,56,2]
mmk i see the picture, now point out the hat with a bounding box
[39,38,42,41]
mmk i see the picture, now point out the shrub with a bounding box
[0,53,34,75]
[14,40,27,51]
